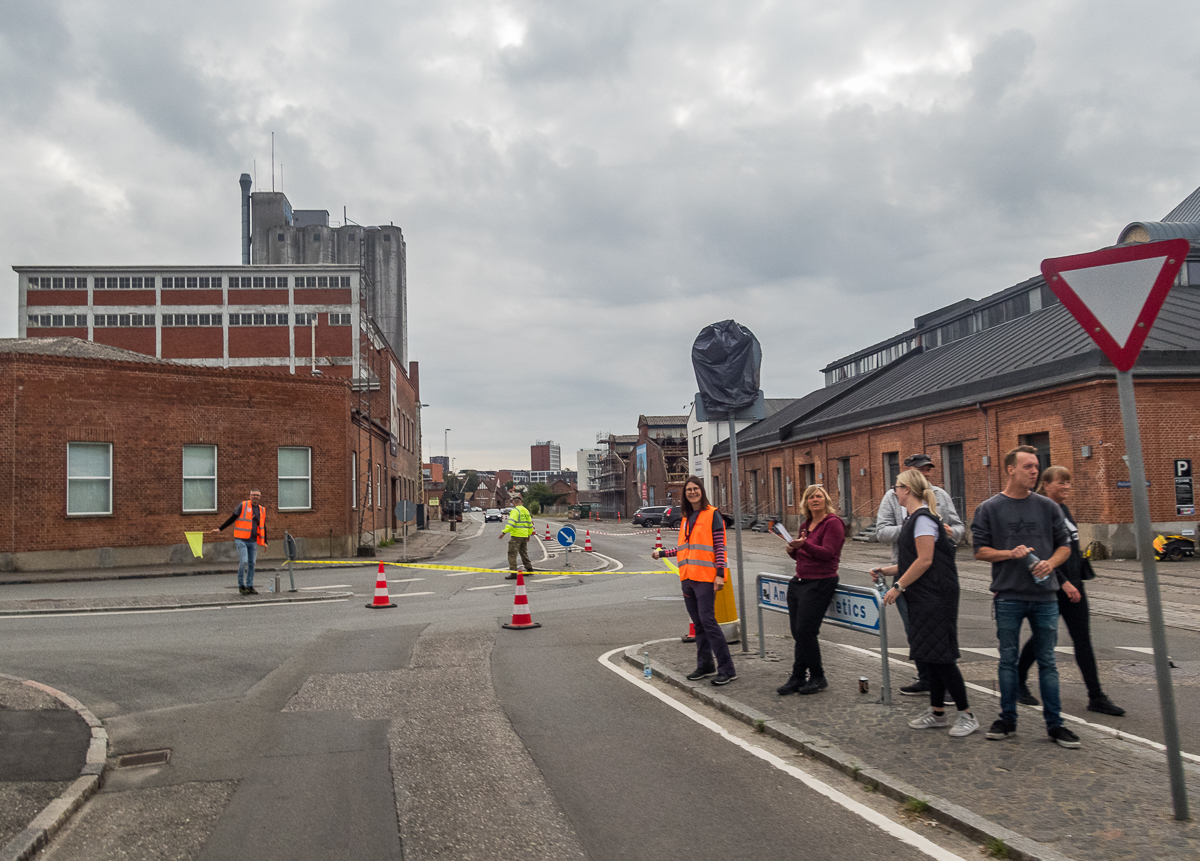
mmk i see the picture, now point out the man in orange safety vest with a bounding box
[212,489,267,595]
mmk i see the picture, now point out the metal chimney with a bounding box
[239,173,252,265]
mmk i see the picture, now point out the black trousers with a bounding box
[1017,583,1103,699]
[787,577,838,682]
[927,662,969,711]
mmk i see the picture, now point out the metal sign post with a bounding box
[1043,238,1189,820]
[284,531,298,593]
[557,526,576,569]
[729,415,748,651]
[1116,370,1188,819]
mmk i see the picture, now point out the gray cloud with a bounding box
[4,1,1200,467]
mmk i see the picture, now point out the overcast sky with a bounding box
[3,1,1200,470]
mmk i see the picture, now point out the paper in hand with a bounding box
[769,519,794,543]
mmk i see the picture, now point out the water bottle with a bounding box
[1024,551,1051,583]
[643,650,652,679]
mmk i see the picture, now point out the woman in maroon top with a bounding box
[778,485,846,695]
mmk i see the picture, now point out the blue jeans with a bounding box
[235,538,258,589]
[996,599,1061,729]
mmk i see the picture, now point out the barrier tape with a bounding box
[295,559,677,577]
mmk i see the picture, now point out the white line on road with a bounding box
[390,591,436,598]
[1116,646,1155,654]
[300,584,352,590]
[0,598,351,620]
[466,583,512,591]
[834,641,1200,764]
[599,645,966,861]
[960,647,1000,658]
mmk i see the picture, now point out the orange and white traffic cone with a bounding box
[584,530,593,552]
[544,523,552,541]
[502,572,542,630]
[655,529,663,550]
[366,562,397,609]
[682,622,696,643]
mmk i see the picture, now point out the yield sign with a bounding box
[1041,238,1189,372]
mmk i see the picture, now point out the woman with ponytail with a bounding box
[873,469,976,736]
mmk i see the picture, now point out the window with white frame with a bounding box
[278,447,312,510]
[67,442,112,515]
[182,445,217,512]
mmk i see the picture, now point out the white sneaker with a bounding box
[949,712,980,738]
[908,709,949,729]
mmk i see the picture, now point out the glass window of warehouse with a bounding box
[183,446,218,512]
[67,443,112,516]
[278,447,312,510]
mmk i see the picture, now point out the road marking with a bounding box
[0,598,351,620]
[1117,646,1155,654]
[960,647,1000,658]
[832,641,1200,764]
[599,645,966,861]
[300,584,352,590]
[391,591,436,598]
[530,575,569,583]
[467,583,512,591]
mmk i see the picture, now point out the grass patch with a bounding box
[985,838,1010,859]
[904,797,930,815]
[862,780,879,793]
[753,719,766,733]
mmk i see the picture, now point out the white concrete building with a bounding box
[686,399,796,504]
[576,448,604,490]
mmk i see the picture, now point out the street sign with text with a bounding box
[1040,238,1188,371]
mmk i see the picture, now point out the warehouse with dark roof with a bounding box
[710,187,1200,557]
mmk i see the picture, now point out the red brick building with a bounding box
[0,338,408,571]
[710,188,1200,557]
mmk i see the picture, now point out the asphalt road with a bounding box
[2,517,1195,859]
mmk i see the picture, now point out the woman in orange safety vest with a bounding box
[652,476,736,686]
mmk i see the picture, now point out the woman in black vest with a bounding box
[1016,466,1125,716]
[874,469,977,737]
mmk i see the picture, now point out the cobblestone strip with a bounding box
[620,647,1077,861]
[0,674,106,861]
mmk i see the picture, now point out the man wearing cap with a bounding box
[875,454,965,695]
[499,495,535,579]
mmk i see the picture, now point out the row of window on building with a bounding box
[29,275,354,290]
[66,443,314,516]
[30,312,356,329]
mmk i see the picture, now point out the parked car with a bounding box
[661,506,683,528]
[632,505,668,527]
[485,508,503,522]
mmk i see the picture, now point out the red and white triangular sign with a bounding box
[1041,238,1189,372]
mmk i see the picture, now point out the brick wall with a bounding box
[710,377,1200,555]
[0,352,352,565]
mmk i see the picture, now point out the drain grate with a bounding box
[117,749,171,768]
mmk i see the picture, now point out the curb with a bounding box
[0,674,107,861]
[622,645,1077,861]
[0,591,355,617]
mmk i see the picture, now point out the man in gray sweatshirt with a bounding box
[875,453,964,694]
[972,445,1077,747]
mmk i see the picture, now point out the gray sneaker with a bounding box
[949,712,980,738]
[908,709,949,729]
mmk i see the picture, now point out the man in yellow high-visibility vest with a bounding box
[499,496,535,578]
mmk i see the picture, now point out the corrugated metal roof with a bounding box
[1116,221,1200,244]
[1162,184,1200,222]
[713,287,1200,456]
[0,337,176,365]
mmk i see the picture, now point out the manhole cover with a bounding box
[117,749,171,768]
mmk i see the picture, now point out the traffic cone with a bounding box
[584,530,593,551]
[655,529,663,550]
[366,562,397,609]
[682,622,696,643]
[544,523,552,541]
[501,572,542,630]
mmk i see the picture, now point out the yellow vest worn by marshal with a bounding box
[504,505,534,538]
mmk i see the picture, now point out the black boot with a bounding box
[776,676,804,696]
[797,676,828,695]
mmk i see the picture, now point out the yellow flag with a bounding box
[184,532,205,558]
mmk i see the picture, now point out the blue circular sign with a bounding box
[557,526,577,547]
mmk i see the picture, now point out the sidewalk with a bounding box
[631,637,1200,861]
[0,674,105,861]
